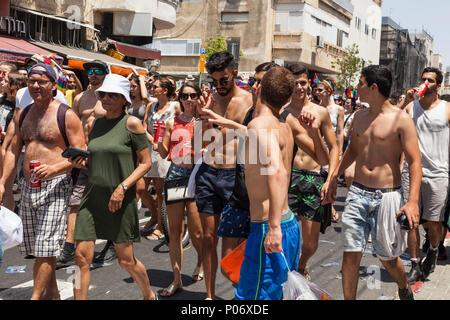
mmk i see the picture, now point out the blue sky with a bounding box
[382,0,449,69]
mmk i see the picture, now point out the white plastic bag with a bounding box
[281,252,334,300]
[0,206,23,251]
[186,157,202,198]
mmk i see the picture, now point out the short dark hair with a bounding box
[260,67,295,110]
[206,51,236,74]
[286,63,308,76]
[422,67,443,85]
[361,65,393,98]
[255,62,279,74]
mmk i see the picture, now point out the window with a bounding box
[150,39,202,56]
[337,29,349,47]
[275,10,303,32]
[372,28,377,39]
[365,24,369,35]
[355,17,361,30]
[221,12,249,23]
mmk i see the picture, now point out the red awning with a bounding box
[114,41,161,60]
[0,35,56,64]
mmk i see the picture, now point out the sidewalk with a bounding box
[413,231,450,300]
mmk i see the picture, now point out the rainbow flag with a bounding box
[237,81,249,90]
[321,80,334,93]
[44,57,67,94]
[312,74,320,84]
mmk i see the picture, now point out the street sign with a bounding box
[199,45,206,73]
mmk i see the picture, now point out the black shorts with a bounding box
[288,169,331,234]
[195,163,236,214]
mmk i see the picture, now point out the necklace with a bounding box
[178,113,195,122]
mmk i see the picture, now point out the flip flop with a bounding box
[145,230,165,241]
[192,265,204,282]
[158,283,183,298]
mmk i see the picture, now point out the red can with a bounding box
[29,160,41,188]
[414,83,428,99]
[155,121,166,143]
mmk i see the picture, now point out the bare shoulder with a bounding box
[229,89,253,122]
[126,115,145,134]
[248,114,278,130]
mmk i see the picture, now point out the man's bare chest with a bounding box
[21,114,61,144]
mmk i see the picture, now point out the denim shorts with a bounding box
[165,163,193,181]
[342,184,402,260]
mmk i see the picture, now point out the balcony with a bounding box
[324,42,347,57]
[272,32,303,50]
[94,0,177,36]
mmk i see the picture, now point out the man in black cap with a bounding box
[57,59,116,267]
[0,63,85,299]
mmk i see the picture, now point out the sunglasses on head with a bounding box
[180,93,199,100]
[97,91,121,99]
[88,69,106,76]
[248,77,261,87]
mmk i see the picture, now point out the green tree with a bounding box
[331,44,369,91]
[205,36,228,60]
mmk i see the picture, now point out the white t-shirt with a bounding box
[15,87,69,109]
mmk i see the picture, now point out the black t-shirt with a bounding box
[0,95,15,136]
[227,107,254,211]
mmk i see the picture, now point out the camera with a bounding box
[396,213,411,231]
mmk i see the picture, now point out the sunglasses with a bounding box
[180,93,199,100]
[97,91,121,100]
[87,69,106,76]
[27,79,52,86]
[248,77,261,87]
[211,75,232,88]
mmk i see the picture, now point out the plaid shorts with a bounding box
[19,174,73,257]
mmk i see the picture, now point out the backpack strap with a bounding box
[57,103,70,147]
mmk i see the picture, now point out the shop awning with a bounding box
[0,35,57,63]
[29,41,148,76]
[285,61,338,75]
[114,41,161,60]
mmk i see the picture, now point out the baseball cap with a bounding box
[95,74,131,105]
[27,63,58,82]
[83,59,109,74]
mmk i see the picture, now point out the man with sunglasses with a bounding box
[195,51,253,300]
[57,60,116,268]
[0,63,85,299]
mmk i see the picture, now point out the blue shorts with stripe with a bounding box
[234,210,301,300]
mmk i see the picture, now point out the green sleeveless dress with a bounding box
[74,114,149,243]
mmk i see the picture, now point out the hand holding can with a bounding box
[414,84,428,100]
[155,121,166,143]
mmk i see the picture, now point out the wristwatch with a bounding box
[120,183,128,191]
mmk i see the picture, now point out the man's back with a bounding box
[245,114,293,221]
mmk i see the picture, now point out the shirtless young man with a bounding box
[401,67,450,284]
[328,65,422,300]
[234,66,299,300]
[283,64,339,280]
[0,64,85,299]
[195,52,253,299]
[201,62,327,284]
[57,60,113,267]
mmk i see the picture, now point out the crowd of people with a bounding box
[0,50,448,301]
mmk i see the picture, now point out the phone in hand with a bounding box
[62,147,90,160]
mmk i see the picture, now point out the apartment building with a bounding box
[151,0,381,79]
[1,0,171,75]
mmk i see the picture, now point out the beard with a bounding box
[217,86,232,96]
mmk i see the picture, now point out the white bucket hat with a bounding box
[95,73,131,105]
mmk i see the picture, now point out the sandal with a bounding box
[158,283,183,298]
[192,265,204,282]
[142,220,157,234]
[145,230,165,241]
[299,266,311,281]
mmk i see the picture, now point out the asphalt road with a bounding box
[0,185,406,301]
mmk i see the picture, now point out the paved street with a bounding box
[0,186,448,300]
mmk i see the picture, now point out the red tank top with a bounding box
[168,116,195,162]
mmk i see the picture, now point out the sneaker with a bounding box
[406,261,423,284]
[56,248,75,268]
[421,248,438,279]
[438,242,447,261]
[398,285,414,300]
[93,243,117,264]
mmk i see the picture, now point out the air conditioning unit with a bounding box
[275,24,281,32]
[316,35,324,48]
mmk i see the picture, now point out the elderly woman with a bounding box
[72,74,156,300]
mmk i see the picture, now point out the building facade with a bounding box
[380,16,428,96]
[151,0,382,79]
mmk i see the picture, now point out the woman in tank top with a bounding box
[127,75,150,122]
[142,77,181,240]
[155,82,204,297]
